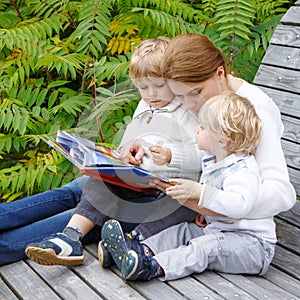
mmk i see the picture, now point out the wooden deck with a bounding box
[1,211,300,300]
[1,3,300,300]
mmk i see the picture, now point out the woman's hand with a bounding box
[149,146,172,166]
[119,139,144,165]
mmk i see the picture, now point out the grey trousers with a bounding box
[144,222,275,281]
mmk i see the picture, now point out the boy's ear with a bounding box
[218,139,227,148]
[218,139,231,150]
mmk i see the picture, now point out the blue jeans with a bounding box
[0,177,89,265]
[0,176,197,266]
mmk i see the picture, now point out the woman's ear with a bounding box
[216,66,225,79]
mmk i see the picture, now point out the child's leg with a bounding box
[24,178,143,267]
[101,220,203,280]
[133,196,198,240]
[122,221,203,280]
[25,181,110,266]
[150,231,275,281]
[24,212,93,266]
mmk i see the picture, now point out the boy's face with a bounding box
[135,78,174,109]
[196,125,212,153]
[196,124,228,161]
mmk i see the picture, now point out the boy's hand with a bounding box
[149,146,172,166]
[119,139,144,165]
[165,179,202,203]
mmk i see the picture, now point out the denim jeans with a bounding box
[0,176,197,266]
[0,177,89,265]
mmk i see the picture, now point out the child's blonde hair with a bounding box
[198,92,262,156]
[129,37,170,79]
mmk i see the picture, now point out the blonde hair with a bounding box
[129,36,170,79]
[162,33,226,82]
[198,92,262,156]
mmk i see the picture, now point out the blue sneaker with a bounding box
[122,250,158,281]
[98,240,114,268]
[101,219,144,270]
[25,233,84,266]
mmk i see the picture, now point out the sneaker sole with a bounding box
[98,240,113,268]
[25,246,84,266]
[122,250,139,280]
[101,220,127,270]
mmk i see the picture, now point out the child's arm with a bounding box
[199,169,260,218]
[165,178,224,216]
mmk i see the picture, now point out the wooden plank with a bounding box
[0,278,18,300]
[281,140,300,170]
[286,168,300,197]
[194,271,256,300]
[258,87,300,117]
[127,278,188,300]
[86,244,188,300]
[254,65,300,94]
[217,273,288,300]
[276,219,300,254]
[281,6,300,26]
[246,268,300,300]
[262,45,300,70]
[261,266,300,299]
[272,245,300,280]
[0,261,60,300]
[281,115,300,144]
[271,25,300,47]
[278,200,300,227]
[73,249,146,300]
[167,276,224,300]
[26,259,104,299]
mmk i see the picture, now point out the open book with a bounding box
[46,130,173,192]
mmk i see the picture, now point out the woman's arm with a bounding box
[248,103,296,218]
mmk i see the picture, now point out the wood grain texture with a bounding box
[262,45,300,70]
[281,6,300,25]
[271,25,300,47]
[254,65,300,94]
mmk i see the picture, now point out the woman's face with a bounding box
[167,69,226,115]
[135,77,174,109]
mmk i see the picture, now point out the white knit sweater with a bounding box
[233,79,296,218]
[120,97,202,182]
[199,153,276,242]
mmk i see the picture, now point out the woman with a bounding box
[143,33,296,219]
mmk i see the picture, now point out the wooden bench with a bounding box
[1,4,300,300]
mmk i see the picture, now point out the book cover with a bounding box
[46,130,172,192]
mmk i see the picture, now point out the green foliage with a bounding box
[0,0,291,201]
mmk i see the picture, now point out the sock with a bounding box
[142,244,154,256]
[155,263,165,277]
[63,225,83,241]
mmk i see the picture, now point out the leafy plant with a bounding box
[0,0,292,201]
